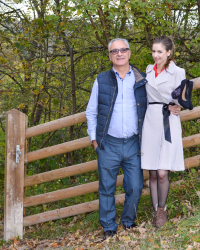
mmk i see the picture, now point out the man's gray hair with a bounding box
[108,38,130,52]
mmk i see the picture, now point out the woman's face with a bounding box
[152,43,171,67]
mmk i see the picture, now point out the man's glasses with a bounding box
[109,48,130,55]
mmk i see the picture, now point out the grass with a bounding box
[103,208,200,250]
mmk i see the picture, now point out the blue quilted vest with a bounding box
[96,65,147,150]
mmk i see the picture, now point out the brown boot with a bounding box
[156,206,167,228]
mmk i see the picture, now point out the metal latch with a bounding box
[16,145,21,163]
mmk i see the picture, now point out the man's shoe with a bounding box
[103,230,116,240]
[123,223,137,230]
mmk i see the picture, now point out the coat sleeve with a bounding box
[172,67,186,106]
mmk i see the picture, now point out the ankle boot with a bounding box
[156,205,167,228]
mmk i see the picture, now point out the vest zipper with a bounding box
[134,78,145,154]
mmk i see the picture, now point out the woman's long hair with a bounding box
[153,36,175,69]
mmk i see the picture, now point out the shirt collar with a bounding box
[153,64,165,78]
[153,64,165,74]
[113,66,132,78]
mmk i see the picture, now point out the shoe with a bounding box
[103,230,116,240]
[123,223,137,230]
[156,206,167,228]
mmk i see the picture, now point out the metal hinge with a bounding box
[16,145,21,163]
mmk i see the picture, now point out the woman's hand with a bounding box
[169,103,181,115]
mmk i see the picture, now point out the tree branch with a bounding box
[98,7,110,44]
[39,130,57,149]
[86,10,108,48]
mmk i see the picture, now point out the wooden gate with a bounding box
[4,77,200,241]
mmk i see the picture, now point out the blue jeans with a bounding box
[96,134,143,232]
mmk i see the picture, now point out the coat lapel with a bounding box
[146,61,176,89]
[155,70,168,85]
[146,64,158,90]
[154,61,176,86]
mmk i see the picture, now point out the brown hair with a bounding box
[153,36,175,69]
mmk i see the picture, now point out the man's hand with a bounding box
[92,140,98,150]
[169,103,181,115]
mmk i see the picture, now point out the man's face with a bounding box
[109,40,131,68]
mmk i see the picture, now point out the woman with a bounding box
[141,36,185,228]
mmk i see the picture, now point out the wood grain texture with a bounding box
[184,155,200,169]
[23,175,124,207]
[182,133,200,148]
[192,77,200,90]
[180,106,200,122]
[4,109,27,240]
[24,160,98,187]
[25,112,86,139]
[25,136,91,163]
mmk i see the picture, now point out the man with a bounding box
[86,38,180,239]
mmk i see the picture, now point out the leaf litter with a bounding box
[0,205,200,249]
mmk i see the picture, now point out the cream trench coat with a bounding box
[141,61,185,171]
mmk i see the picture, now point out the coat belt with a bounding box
[149,102,175,143]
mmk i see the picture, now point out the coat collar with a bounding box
[166,61,176,74]
[146,61,176,88]
[146,61,176,74]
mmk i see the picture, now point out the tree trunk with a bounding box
[197,0,200,18]
[62,37,76,166]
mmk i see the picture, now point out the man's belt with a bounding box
[149,102,175,143]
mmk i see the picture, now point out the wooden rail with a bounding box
[25,137,91,163]
[23,153,199,208]
[24,130,200,164]
[25,112,86,139]
[180,106,200,122]
[193,77,200,90]
[182,133,200,148]
[22,177,190,227]
[24,160,98,187]
[23,130,200,188]
[24,105,200,140]
[23,152,200,227]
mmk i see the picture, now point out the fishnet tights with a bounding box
[149,170,169,211]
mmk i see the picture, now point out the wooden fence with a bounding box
[4,77,200,241]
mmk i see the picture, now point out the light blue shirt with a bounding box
[86,67,138,142]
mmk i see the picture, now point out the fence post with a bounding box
[4,109,27,241]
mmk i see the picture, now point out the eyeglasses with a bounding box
[109,48,130,55]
